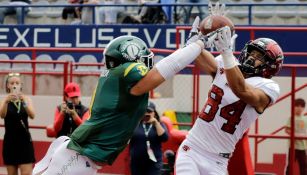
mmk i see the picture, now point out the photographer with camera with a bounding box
[53,82,89,138]
[130,101,169,175]
[0,73,35,175]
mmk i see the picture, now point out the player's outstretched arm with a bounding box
[214,26,271,113]
[130,40,205,96]
[131,17,218,96]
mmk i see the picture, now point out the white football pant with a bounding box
[33,136,98,175]
[175,140,228,175]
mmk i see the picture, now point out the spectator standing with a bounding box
[0,0,31,24]
[0,73,35,175]
[62,0,81,24]
[53,82,90,137]
[285,98,307,175]
[80,0,99,24]
[121,0,166,24]
[184,0,205,24]
[160,0,175,23]
[130,101,168,175]
[98,0,124,24]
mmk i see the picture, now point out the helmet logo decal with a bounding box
[120,42,142,61]
[256,41,265,47]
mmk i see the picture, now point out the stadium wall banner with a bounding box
[0,25,185,49]
[0,25,306,64]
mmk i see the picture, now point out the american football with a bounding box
[199,15,235,35]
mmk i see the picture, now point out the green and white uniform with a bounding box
[67,62,149,165]
[33,35,155,175]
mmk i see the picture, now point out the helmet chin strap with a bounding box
[240,58,264,77]
[241,58,256,74]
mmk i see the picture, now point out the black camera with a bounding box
[66,101,74,109]
[143,114,151,122]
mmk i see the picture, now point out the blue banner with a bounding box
[0,25,183,49]
[0,25,306,64]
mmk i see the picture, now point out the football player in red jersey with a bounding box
[176,18,284,175]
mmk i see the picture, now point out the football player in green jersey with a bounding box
[33,17,218,175]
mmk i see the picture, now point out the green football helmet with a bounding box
[103,35,154,69]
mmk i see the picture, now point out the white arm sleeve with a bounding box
[155,42,202,80]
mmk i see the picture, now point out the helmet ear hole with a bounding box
[105,56,122,69]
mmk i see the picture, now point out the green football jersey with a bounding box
[67,62,149,165]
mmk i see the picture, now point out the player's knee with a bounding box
[57,135,70,141]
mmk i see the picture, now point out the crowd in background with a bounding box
[0,72,173,174]
[0,0,206,25]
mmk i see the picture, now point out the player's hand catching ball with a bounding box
[214,26,232,55]
[185,16,200,46]
[185,16,217,48]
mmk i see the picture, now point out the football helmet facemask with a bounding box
[238,38,284,79]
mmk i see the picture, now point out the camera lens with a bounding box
[67,102,74,109]
[143,114,151,122]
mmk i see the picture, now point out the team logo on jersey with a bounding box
[219,68,224,74]
[182,145,190,152]
[86,161,90,167]
[120,42,142,61]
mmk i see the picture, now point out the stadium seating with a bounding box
[1,0,306,25]
[298,5,307,24]
[46,1,65,24]
[252,6,276,25]
[0,0,9,4]
[12,54,32,71]
[75,54,99,72]
[275,6,298,25]
[55,54,75,71]
[36,54,54,71]
[227,6,249,25]
[0,54,11,71]
[27,1,49,24]
[230,0,254,2]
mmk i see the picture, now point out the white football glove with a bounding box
[231,33,238,48]
[208,2,228,16]
[214,26,232,55]
[199,31,217,48]
[185,16,200,46]
[214,26,239,69]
